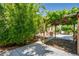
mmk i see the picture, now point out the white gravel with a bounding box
[55,34,73,40]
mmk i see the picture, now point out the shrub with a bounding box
[0,4,40,47]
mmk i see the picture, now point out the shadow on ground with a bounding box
[0,43,54,56]
[45,37,77,54]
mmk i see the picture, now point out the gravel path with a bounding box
[55,34,73,40]
[0,41,77,56]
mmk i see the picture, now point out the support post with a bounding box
[77,12,79,55]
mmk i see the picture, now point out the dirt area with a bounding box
[45,38,77,54]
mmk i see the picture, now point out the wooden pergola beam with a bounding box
[64,13,77,17]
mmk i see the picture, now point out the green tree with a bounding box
[0,3,41,46]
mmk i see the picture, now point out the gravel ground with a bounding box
[45,38,77,54]
[0,41,77,56]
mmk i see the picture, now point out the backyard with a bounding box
[0,3,79,56]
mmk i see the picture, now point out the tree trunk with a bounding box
[55,25,56,38]
[73,24,75,41]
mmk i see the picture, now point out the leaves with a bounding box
[46,7,78,25]
[0,3,41,46]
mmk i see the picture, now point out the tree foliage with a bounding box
[46,7,79,26]
[0,3,41,46]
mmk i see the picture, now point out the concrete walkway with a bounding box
[0,41,77,56]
